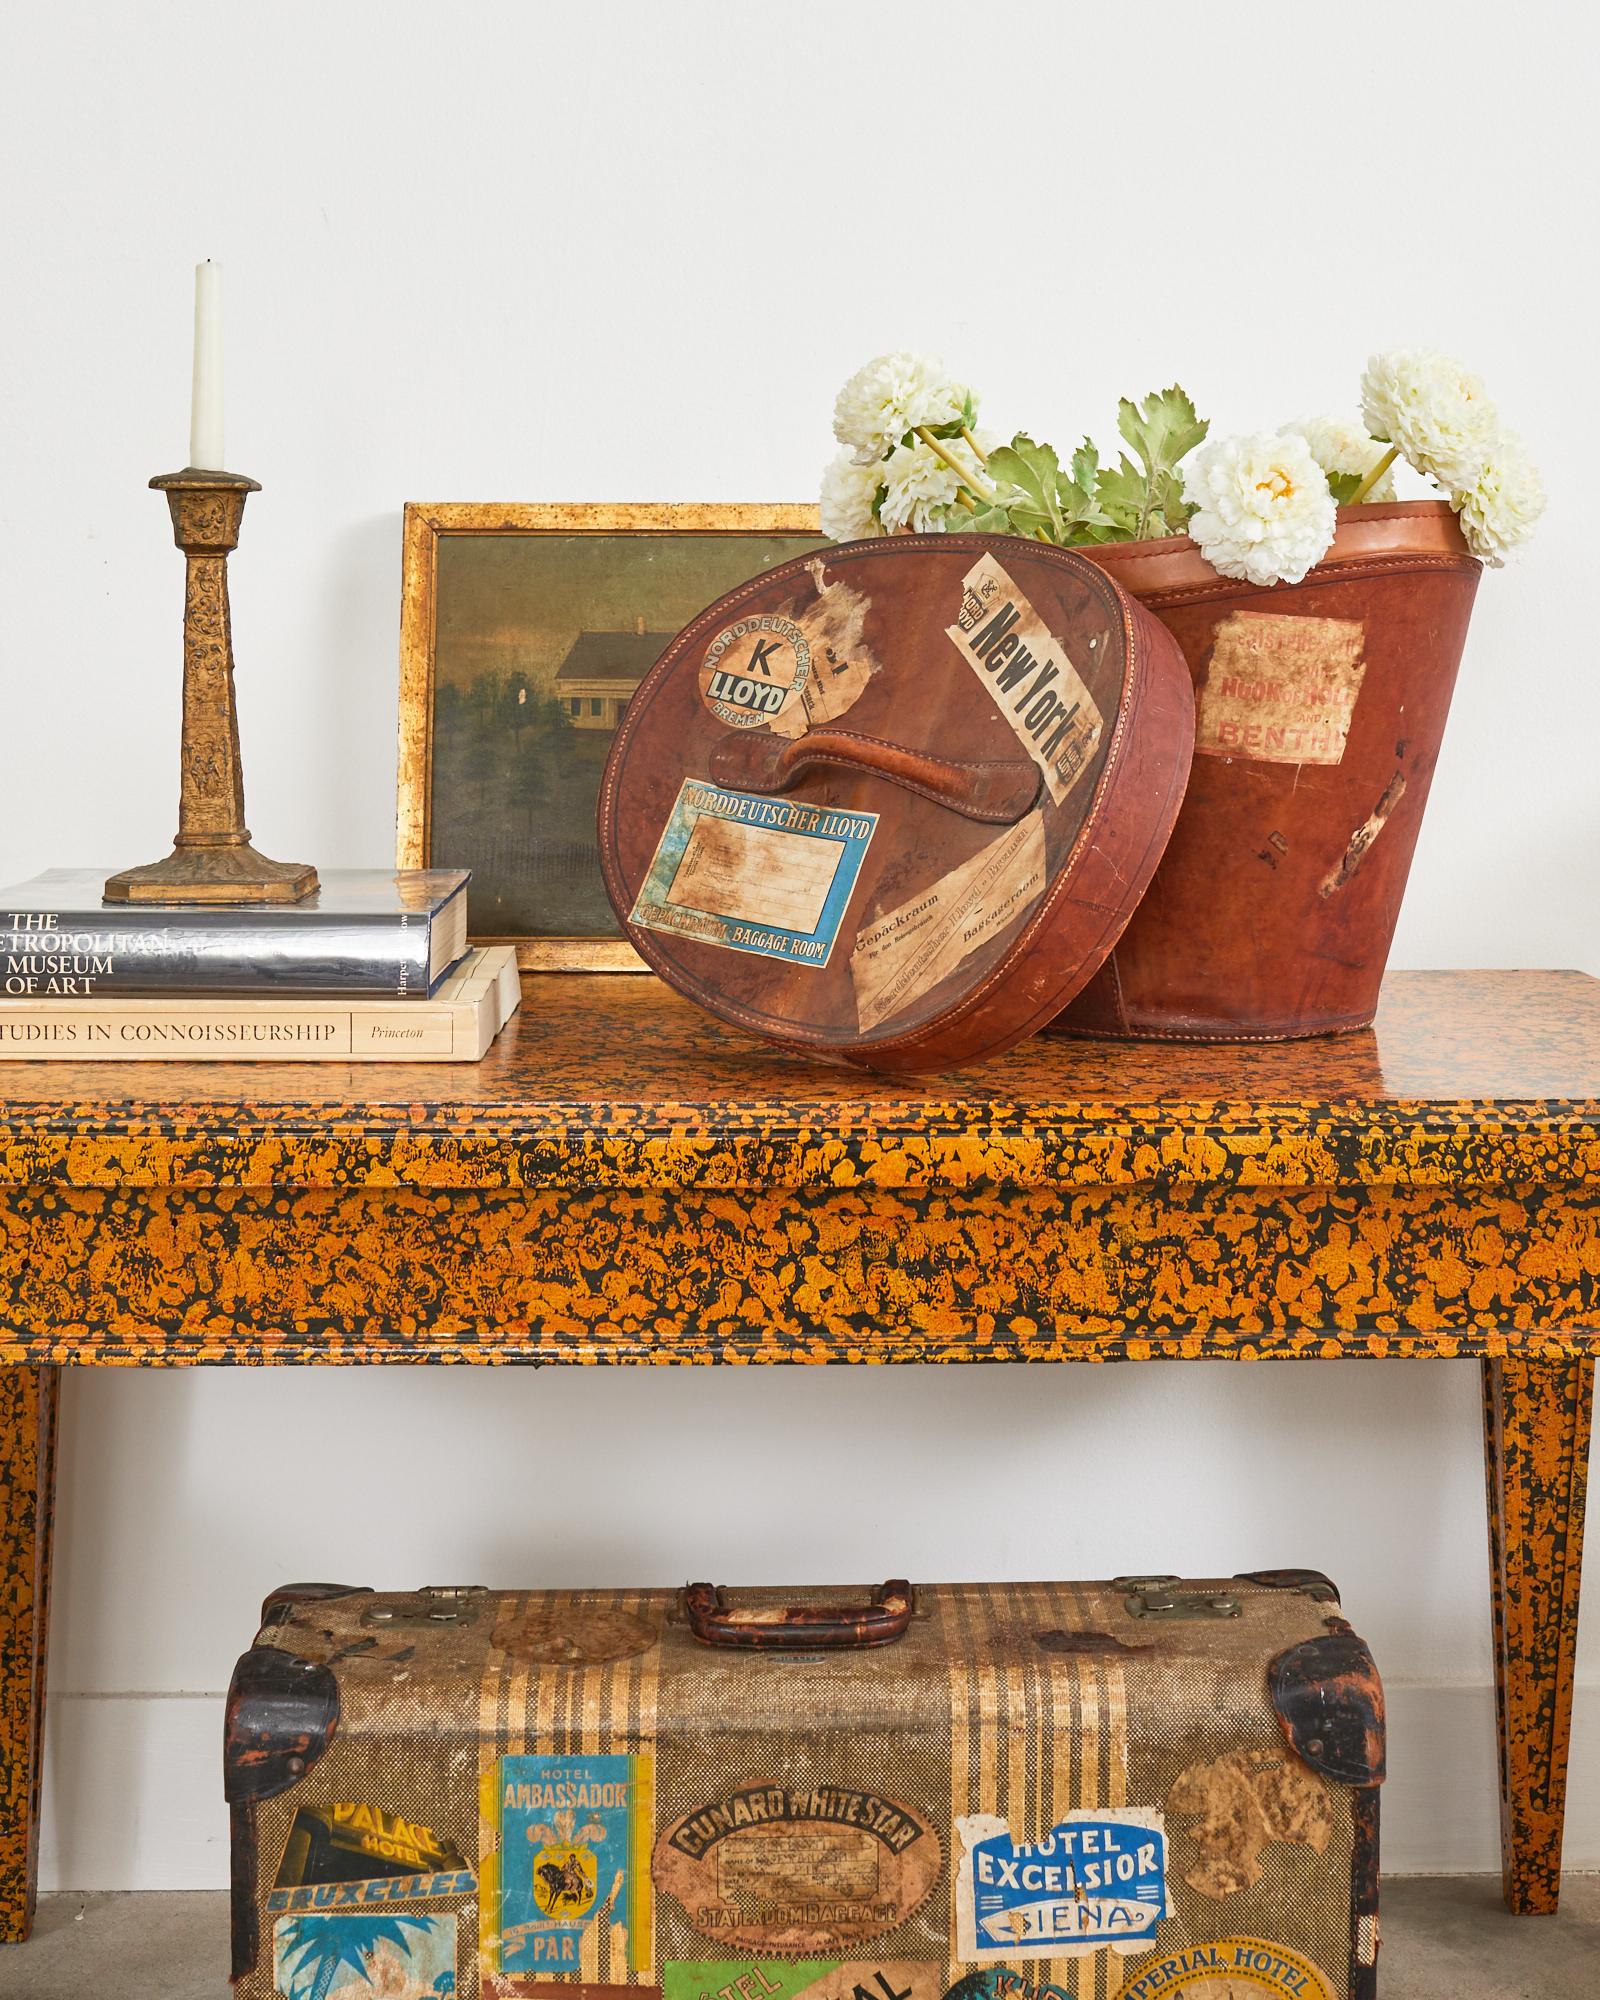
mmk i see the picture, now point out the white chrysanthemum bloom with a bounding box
[1181,432,1338,587]
[1360,348,1499,490]
[1285,415,1398,502]
[877,438,976,534]
[819,449,885,542]
[832,351,970,464]
[1452,433,1546,567]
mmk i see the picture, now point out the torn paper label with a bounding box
[850,812,1045,1034]
[630,779,875,969]
[954,1808,1167,1961]
[1195,612,1366,764]
[792,559,880,730]
[699,562,880,740]
[946,553,1103,806]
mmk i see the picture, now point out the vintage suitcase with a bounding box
[596,536,1193,1073]
[228,1572,1382,2000]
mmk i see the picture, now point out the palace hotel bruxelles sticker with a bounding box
[630,780,876,969]
[954,1809,1167,1960]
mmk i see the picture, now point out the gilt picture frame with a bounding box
[397,502,824,969]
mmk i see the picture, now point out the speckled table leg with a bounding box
[1483,1352,1593,1914]
[0,1364,58,1944]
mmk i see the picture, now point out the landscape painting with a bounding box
[398,505,822,966]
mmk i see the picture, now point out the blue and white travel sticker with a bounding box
[272,1910,456,1998]
[630,779,876,969]
[485,1752,651,1976]
[953,1808,1167,1961]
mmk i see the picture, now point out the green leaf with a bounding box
[987,435,1066,541]
[1325,469,1364,504]
[1114,385,1209,539]
[958,502,1017,535]
[1093,454,1148,536]
[1117,384,1209,481]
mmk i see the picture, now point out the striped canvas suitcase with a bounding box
[226,1572,1383,2000]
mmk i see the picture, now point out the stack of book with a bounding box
[0,868,520,1062]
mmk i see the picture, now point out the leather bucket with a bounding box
[1055,500,1481,1040]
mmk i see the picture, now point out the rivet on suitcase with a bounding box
[226,1574,1383,2000]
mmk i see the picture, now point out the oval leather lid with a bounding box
[598,535,1195,1069]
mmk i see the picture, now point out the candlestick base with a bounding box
[104,841,319,906]
[104,466,320,907]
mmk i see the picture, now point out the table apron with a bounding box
[0,1180,1594,1363]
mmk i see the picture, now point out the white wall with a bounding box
[2,1,1596,1889]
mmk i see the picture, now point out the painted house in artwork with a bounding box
[554,617,675,731]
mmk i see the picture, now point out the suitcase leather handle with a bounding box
[683,1579,914,1650]
[708,729,1041,826]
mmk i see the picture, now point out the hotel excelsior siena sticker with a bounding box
[1194,611,1367,765]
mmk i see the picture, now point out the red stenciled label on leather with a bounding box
[1195,612,1366,765]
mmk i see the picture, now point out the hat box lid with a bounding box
[597,534,1195,1072]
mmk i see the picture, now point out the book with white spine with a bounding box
[0,946,521,1062]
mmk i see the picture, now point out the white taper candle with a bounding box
[189,261,224,469]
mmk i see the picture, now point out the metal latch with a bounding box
[1112,1573,1181,1591]
[1125,1588,1241,1621]
[363,1585,487,1629]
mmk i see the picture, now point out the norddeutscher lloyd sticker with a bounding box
[850,812,1046,1034]
[698,563,880,740]
[700,615,813,730]
[945,553,1103,807]
[954,1809,1167,1960]
[653,1784,942,1956]
[630,780,876,969]
[480,1752,652,1978]
[1111,1936,1335,2000]
[1194,611,1367,764]
[273,1910,456,1997]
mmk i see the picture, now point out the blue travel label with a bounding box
[273,1910,456,1997]
[630,778,876,969]
[482,1752,651,1977]
[954,1809,1167,1960]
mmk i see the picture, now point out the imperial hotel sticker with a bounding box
[630,779,876,969]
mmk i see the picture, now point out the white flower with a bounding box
[819,449,885,542]
[1285,415,1398,502]
[877,438,973,534]
[832,351,972,464]
[1452,433,1545,566]
[1360,347,1499,490]
[1181,431,1338,587]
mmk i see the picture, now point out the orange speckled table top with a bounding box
[0,969,1594,1193]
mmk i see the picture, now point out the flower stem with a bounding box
[915,425,996,505]
[1345,443,1400,508]
[961,425,989,466]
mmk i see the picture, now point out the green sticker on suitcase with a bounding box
[665,1964,946,2000]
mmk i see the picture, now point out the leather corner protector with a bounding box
[224,1644,339,1804]
[1268,1619,1385,1787]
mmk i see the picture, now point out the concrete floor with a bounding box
[1,1880,1597,1997]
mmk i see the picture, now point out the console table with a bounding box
[0,967,1594,1945]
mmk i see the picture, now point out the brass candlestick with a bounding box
[104,468,318,904]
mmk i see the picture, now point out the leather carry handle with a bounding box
[682,1579,914,1650]
[708,729,1041,826]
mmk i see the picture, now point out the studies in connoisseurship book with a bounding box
[0,868,470,997]
[0,945,520,1062]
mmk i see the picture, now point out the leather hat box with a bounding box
[598,535,1194,1072]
